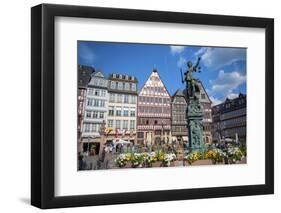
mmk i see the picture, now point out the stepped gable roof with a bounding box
[139,68,171,98]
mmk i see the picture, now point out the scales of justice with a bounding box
[181,57,204,151]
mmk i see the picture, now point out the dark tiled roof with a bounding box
[172,89,185,97]
[107,72,138,95]
[78,65,94,88]
[182,81,211,104]
[108,73,138,83]
[171,89,186,102]
[212,93,246,113]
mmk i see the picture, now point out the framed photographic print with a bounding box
[31,3,274,209]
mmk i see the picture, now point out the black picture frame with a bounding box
[31,3,274,209]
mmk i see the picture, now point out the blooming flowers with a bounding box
[115,151,177,168]
[115,154,128,167]
[204,149,226,164]
[163,153,177,166]
[143,152,158,166]
[184,151,203,165]
[184,146,246,165]
[154,150,165,162]
[114,146,246,168]
[131,153,144,167]
[226,147,244,163]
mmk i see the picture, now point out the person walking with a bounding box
[90,149,99,170]
[103,146,112,169]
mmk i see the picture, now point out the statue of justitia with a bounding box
[181,57,203,150]
[182,57,201,99]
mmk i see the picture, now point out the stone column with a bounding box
[187,98,204,150]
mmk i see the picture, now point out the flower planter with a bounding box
[173,160,184,167]
[162,162,172,167]
[124,163,132,168]
[230,157,247,164]
[131,163,143,168]
[240,157,247,164]
[169,161,180,167]
[176,154,184,161]
[187,159,213,166]
[152,161,162,167]
[212,161,225,165]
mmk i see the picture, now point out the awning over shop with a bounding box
[172,136,177,141]
[113,139,132,145]
[81,137,101,143]
[182,136,188,142]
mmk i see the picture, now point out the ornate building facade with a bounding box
[77,65,214,151]
[198,81,213,144]
[80,71,108,154]
[106,73,138,144]
[137,69,171,145]
[171,89,188,143]
[211,93,246,142]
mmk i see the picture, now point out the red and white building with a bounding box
[77,65,94,151]
[137,69,172,145]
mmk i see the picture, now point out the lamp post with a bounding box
[161,120,164,145]
[87,136,90,155]
[99,120,106,158]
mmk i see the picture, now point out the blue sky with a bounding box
[78,41,246,105]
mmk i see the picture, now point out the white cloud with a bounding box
[206,88,211,94]
[195,47,207,56]
[170,45,185,55]
[227,93,239,99]
[209,92,239,106]
[210,96,222,106]
[210,70,246,96]
[196,47,246,70]
[177,56,186,68]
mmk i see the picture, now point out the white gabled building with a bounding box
[81,71,108,154]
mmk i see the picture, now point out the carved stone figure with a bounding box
[189,120,203,149]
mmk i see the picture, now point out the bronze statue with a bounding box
[181,57,203,150]
[181,57,201,100]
